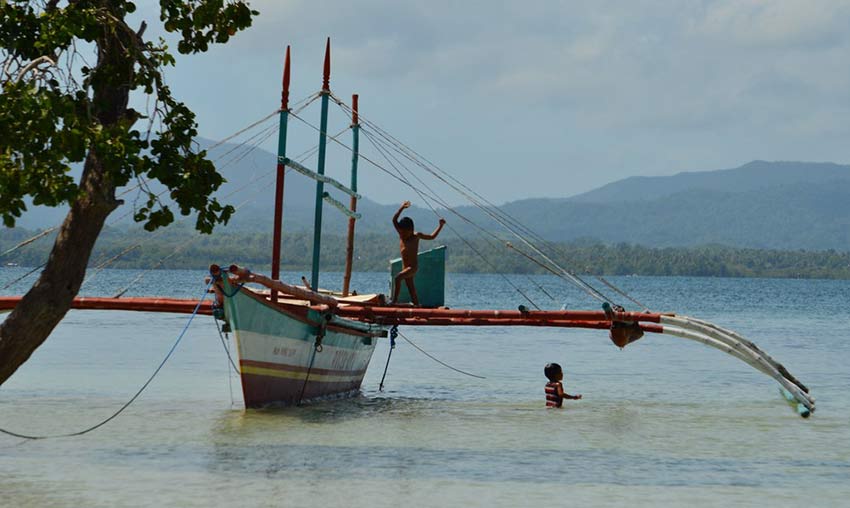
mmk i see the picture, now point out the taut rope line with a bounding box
[362,129,543,310]
[0,282,212,440]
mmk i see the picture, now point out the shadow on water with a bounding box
[209,393,441,442]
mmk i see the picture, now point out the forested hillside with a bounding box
[3,226,850,280]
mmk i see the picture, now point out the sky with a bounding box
[131,0,850,206]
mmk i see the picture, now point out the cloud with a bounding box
[128,0,850,202]
[691,0,850,49]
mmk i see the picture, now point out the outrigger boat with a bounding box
[0,40,815,417]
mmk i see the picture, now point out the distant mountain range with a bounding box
[9,142,850,251]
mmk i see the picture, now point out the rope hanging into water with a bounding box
[297,340,322,406]
[214,317,240,374]
[0,282,212,441]
[396,329,486,380]
[378,325,398,391]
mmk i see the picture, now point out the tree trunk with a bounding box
[0,154,119,384]
[0,4,130,386]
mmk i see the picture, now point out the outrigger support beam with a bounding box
[0,279,815,416]
[313,304,815,416]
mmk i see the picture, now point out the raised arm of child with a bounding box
[416,218,446,240]
[392,201,410,231]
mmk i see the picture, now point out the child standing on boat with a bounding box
[544,363,582,408]
[391,201,445,306]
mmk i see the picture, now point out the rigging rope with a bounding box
[0,282,211,440]
[0,228,57,259]
[595,275,649,312]
[292,105,616,307]
[106,185,272,295]
[1,263,45,291]
[108,127,352,296]
[360,127,562,306]
[362,129,543,310]
[331,95,628,308]
[0,182,146,262]
[205,110,279,152]
[363,122,614,304]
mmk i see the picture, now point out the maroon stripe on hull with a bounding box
[240,359,367,378]
[241,373,367,408]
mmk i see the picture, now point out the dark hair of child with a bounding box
[398,217,414,230]
[544,362,562,382]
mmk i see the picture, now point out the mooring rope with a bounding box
[214,316,240,374]
[378,325,398,391]
[0,282,211,440]
[396,329,486,379]
[296,342,321,406]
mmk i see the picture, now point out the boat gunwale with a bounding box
[225,282,386,338]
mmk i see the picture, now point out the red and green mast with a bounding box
[271,45,291,301]
[309,38,332,292]
[342,94,360,296]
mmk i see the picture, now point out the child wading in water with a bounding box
[391,201,446,305]
[544,363,582,408]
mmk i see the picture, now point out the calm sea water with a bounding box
[1,268,849,507]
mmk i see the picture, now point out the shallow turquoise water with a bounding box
[1,269,849,507]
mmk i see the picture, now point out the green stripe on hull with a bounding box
[222,278,376,350]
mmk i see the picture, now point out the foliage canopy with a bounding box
[0,0,258,232]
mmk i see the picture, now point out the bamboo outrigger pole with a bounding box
[310,38,332,292]
[342,94,360,296]
[271,46,291,302]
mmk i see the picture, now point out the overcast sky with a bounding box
[136,0,850,206]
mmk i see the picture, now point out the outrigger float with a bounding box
[0,40,814,417]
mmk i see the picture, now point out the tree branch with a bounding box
[16,56,57,83]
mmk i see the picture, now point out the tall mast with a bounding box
[310,38,331,292]
[271,45,291,301]
[342,94,359,296]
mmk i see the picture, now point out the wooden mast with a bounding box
[342,94,359,296]
[310,38,331,292]
[271,46,291,301]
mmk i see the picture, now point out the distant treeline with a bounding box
[2,226,850,279]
